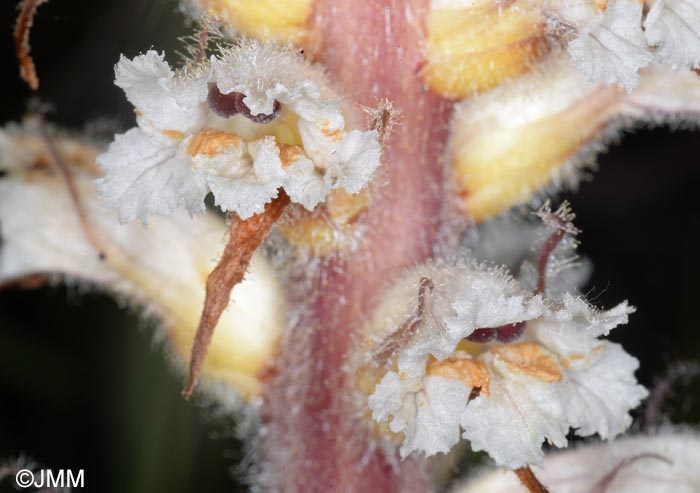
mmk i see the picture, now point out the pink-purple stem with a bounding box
[259,2,454,492]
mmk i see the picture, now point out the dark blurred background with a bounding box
[0,0,699,492]
[0,1,246,492]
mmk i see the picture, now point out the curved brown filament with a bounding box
[372,277,434,366]
[14,0,49,90]
[36,114,107,261]
[591,453,672,493]
[515,466,550,493]
[183,191,291,399]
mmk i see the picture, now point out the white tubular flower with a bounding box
[455,430,700,493]
[460,297,644,468]
[644,0,700,71]
[0,123,284,398]
[567,0,655,92]
[366,261,647,468]
[548,0,700,91]
[210,42,381,209]
[97,40,381,223]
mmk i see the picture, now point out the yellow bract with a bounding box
[450,57,626,222]
[423,1,548,99]
[196,0,312,42]
[453,96,619,221]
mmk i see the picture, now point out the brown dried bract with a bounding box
[182,191,291,399]
[514,466,551,493]
[14,0,49,90]
[0,273,49,291]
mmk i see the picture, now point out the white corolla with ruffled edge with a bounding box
[544,0,700,92]
[367,262,647,469]
[644,0,700,71]
[97,40,381,223]
[566,0,655,92]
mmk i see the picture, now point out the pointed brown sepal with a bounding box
[514,466,550,493]
[14,0,49,90]
[182,191,290,399]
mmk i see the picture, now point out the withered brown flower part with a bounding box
[514,466,551,493]
[183,191,291,399]
[14,0,49,91]
[0,273,48,292]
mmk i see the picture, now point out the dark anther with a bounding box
[467,322,527,344]
[0,169,7,179]
[495,322,527,343]
[98,252,106,261]
[466,328,496,343]
[207,84,281,124]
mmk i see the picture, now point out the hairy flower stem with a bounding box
[260,1,454,492]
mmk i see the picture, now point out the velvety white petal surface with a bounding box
[100,42,382,222]
[644,0,700,71]
[568,0,655,91]
[408,376,471,457]
[559,342,648,438]
[283,155,327,209]
[367,263,645,468]
[96,128,207,223]
[460,366,568,468]
[115,51,207,136]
